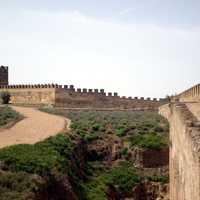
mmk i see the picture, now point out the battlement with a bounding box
[0,84,165,103]
[59,85,163,102]
[0,84,60,89]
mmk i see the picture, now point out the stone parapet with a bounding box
[175,84,200,102]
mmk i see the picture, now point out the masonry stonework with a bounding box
[159,84,200,200]
[0,84,165,110]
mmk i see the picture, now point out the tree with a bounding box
[0,91,11,104]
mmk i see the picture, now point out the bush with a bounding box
[84,133,99,142]
[0,171,45,200]
[116,128,126,137]
[105,161,141,192]
[0,106,21,127]
[146,175,169,184]
[121,147,129,157]
[81,161,141,199]
[92,124,101,131]
[130,133,167,150]
[0,134,74,175]
[0,91,11,104]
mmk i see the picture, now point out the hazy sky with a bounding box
[0,0,200,98]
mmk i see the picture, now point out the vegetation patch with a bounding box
[82,161,141,200]
[0,171,46,200]
[146,175,169,184]
[129,133,168,150]
[0,106,22,128]
[0,134,74,175]
[40,109,169,147]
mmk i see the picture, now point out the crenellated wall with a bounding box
[55,85,165,110]
[0,84,56,105]
[0,84,166,110]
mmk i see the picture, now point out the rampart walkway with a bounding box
[0,106,70,148]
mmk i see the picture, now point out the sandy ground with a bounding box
[186,103,200,121]
[0,106,70,149]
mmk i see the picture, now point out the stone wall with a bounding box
[142,148,169,168]
[0,85,56,105]
[176,84,200,102]
[159,103,200,200]
[130,148,169,168]
[55,85,165,110]
[0,84,166,110]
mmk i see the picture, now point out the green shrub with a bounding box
[84,133,99,142]
[0,106,21,127]
[116,128,126,137]
[81,176,107,200]
[81,161,141,199]
[0,134,73,175]
[146,175,169,184]
[0,91,11,104]
[130,133,167,150]
[92,124,101,131]
[0,171,46,200]
[121,147,129,157]
[105,161,141,192]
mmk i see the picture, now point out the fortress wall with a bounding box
[0,84,165,109]
[0,85,56,105]
[55,87,163,110]
[160,103,200,200]
[177,84,200,102]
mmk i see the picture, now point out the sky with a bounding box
[0,0,200,98]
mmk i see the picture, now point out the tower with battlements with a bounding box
[0,66,8,86]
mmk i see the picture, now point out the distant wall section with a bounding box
[55,85,165,110]
[0,84,166,110]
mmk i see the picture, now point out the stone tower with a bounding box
[0,66,8,85]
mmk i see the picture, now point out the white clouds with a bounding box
[0,10,199,97]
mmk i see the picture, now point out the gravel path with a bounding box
[186,103,200,121]
[0,106,70,149]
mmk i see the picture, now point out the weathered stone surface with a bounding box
[0,86,165,110]
[160,102,200,200]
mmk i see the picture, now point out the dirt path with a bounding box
[186,103,200,121]
[0,106,71,149]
